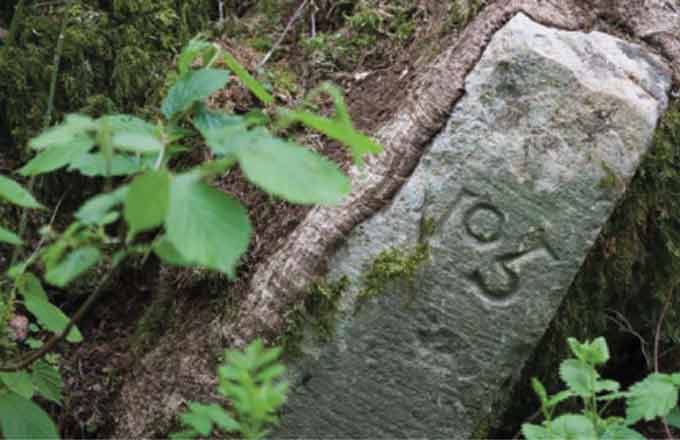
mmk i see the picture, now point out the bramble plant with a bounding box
[0,34,381,439]
[522,337,680,439]
[172,340,288,440]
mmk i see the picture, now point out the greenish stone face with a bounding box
[277,13,672,439]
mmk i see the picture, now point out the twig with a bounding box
[258,0,309,69]
[606,309,652,369]
[654,288,674,440]
[0,265,118,372]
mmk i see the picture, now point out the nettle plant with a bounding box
[523,337,680,440]
[0,36,381,439]
[172,340,287,440]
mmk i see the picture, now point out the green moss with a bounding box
[446,0,484,32]
[279,276,350,358]
[356,243,430,306]
[491,100,680,436]
[0,0,213,151]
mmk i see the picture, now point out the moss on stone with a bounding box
[279,276,350,358]
[356,243,430,305]
[491,99,680,436]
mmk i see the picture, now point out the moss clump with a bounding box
[279,276,350,358]
[491,100,680,436]
[0,0,213,151]
[446,0,485,32]
[356,243,430,306]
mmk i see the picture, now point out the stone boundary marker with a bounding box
[277,13,672,439]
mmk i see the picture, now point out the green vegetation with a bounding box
[357,243,430,306]
[523,337,680,439]
[172,340,288,440]
[0,31,381,438]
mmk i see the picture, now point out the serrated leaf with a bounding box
[180,403,239,436]
[549,414,597,439]
[45,246,101,288]
[165,174,251,277]
[124,170,171,235]
[161,69,230,119]
[17,272,49,302]
[68,153,149,177]
[24,297,83,343]
[99,114,156,134]
[665,406,680,429]
[30,114,96,150]
[19,136,95,176]
[170,429,199,440]
[559,358,598,397]
[521,424,551,440]
[31,360,63,404]
[112,132,163,154]
[223,51,273,105]
[0,371,34,399]
[595,379,620,393]
[0,175,42,208]
[235,129,350,205]
[280,108,382,166]
[589,337,610,365]
[601,424,646,440]
[75,186,129,225]
[626,373,678,424]
[192,105,248,155]
[0,225,22,245]
[0,392,59,439]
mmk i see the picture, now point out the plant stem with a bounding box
[0,264,118,372]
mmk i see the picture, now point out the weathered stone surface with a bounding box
[277,13,672,439]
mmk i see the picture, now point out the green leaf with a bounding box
[0,371,34,399]
[531,378,548,407]
[601,424,646,440]
[99,114,156,134]
[223,51,274,105]
[19,136,95,176]
[0,392,59,439]
[45,246,101,288]
[235,129,350,205]
[31,360,63,405]
[165,174,251,277]
[559,359,598,397]
[124,170,171,236]
[0,225,22,245]
[30,114,96,150]
[112,132,164,154]
[75,186,129,225]
[192,105,248,155]
[594,379,620,393]
[170,429,199,440]
[178,36,214,75]
[546,390,576,408]
[0,175,42,208]
[180,403,239,436]
[568,337,610,366]
[161,69,230,119]
[549,414,597,439]
[68,153,151,177]
[17,272,49,302]
[153,237,195,267]
[24,297,83,343]
[626,373,678,424]
[665,406,680,429]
